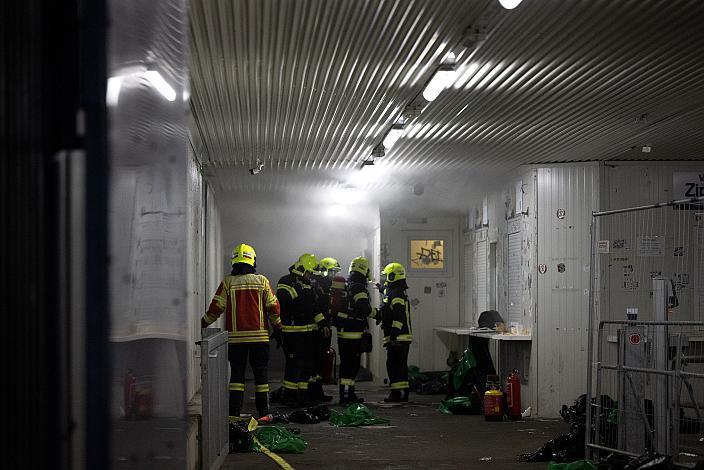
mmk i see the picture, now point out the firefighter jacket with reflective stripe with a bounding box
[310,274,332,331]
[381,280,412,345]
[336,272,377,339]
[203,273,281,343]
[276,273,326,333]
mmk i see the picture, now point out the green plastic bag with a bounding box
[547,460,597,470]
[329,403,390,427]
[438,396,474,415]
[453,348,477,390]
[252,426,308,454]
[408,365,429,382]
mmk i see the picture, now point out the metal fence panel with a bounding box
[587,197,704,466]
[200,329,228,470]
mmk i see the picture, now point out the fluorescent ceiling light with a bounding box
[499,0,523,9]
[422,68,457,102]
[107,67,177,104]
[383,125,405,150]
[144,70,177,101]
[106,77,123,106]
[328,187,362,205]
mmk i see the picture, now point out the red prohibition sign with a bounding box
[629,333,641,345]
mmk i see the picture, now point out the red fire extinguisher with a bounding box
[505,368,522,421]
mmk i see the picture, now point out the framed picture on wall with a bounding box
[408,239,446,270]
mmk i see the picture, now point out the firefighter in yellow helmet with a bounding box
[380,262,413,402]
[276,253,331,407]
[307,257,341,402]
[335,256,378,404]
[201,244,281,418]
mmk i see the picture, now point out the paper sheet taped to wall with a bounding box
[637,236,664,257]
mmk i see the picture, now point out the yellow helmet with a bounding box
[232,243,256,267]
[383,262,406,283]
[349,256,370,278]
[319,257,341,272]
[292,253,319,276]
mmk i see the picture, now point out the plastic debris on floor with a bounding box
[547,460,596,470]
[329,403,390,427]
[408,365,449,395]
[229,419,308,454]
[438,396,479,415]
[252,425,308,454]
[517,394,618,463]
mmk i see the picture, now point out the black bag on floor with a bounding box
[229,422,253,453]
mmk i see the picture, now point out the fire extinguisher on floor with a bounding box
[505,368,522,421]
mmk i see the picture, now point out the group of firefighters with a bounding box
[201,243,413,419]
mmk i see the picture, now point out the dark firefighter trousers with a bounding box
[386,342,410,390]
[282,331,313,394]
[338,338,362,387]
[228,342,270,417]
[311,330,330,384]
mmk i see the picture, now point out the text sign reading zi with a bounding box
[673,172,704,199]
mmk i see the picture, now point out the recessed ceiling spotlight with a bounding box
[499,0,523,9]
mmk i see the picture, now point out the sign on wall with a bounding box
[673,172,704,199]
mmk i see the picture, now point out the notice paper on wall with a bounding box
[637,236,664,257]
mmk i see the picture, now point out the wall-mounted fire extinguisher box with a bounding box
[505,368,522,421]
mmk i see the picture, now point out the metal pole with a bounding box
[594,322,605,456]
[585,217,597,458]
[592,197,704,217]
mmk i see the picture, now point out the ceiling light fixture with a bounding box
[422,53,458,102]
[498,0,523,10]
[383,124,405,150]
[106,67,177,105]
[371,143,386,159]
[144,70,177,101]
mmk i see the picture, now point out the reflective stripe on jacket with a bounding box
[381,285,412,345]
[203,273,281,343]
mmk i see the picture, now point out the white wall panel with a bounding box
[507,228,522,325]
[380,213,461,371]
[462,232,473,325]
[475,232,488,315]
[186,153,204,401]
[536,165,598,417]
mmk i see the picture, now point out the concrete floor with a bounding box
[224,382,566,470]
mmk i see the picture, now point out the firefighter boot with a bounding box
[383,389,402,403]
[400,388,409,403]
[282,388,299,408]
[312,381,333,403]
[347,386,364,404]
[229,390,244,418]
[297,389,314,408]
[255,392,269,417]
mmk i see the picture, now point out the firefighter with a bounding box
[201,243,281,419]
[336,256,377,404]
[277,253,331,407]
[380,262,413,403]
[308,257,341,402]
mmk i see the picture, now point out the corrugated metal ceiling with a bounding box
[189,0,704,192]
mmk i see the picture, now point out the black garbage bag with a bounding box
[305,405,331,421]
[288,410,320,424]
[269,386,284,404]
[518,395,587,463]
[419,376,449,395]
[229,421,253,453]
